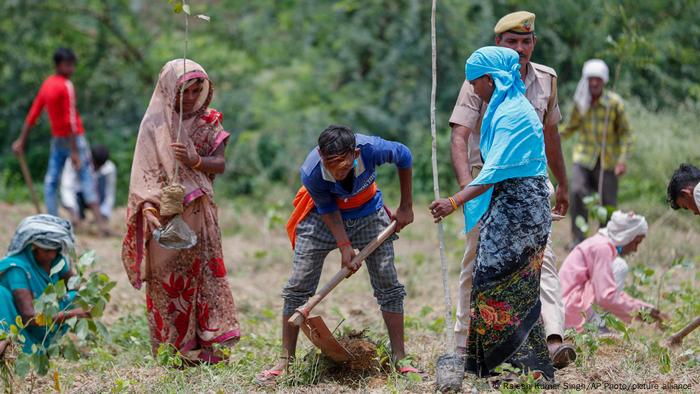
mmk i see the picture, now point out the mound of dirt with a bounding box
[336,331,380,372]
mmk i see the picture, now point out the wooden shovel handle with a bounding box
[288,220,397,326]
[667,315,700,347]
[16,152,41,214]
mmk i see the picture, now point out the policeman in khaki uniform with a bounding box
[449,11,575,368]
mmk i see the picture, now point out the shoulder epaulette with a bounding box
[531,62,557,78]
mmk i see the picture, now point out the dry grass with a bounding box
[0,198,699,393]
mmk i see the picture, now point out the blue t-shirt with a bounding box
[300,134,412,219]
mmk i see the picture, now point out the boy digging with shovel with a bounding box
[256,125,419,384]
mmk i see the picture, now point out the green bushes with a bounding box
[1,1,699,205]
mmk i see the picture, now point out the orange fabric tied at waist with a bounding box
[337,182,377,210]
[286,182,377,249]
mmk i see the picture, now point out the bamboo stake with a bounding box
[173,0,190,181]
[429,0,455,351]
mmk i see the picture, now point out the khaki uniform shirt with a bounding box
[449,62,561,172]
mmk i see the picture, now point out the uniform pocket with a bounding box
[533,98,548,124]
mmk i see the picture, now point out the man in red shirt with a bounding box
[12,48,110,235]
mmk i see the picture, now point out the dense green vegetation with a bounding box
[1,0,699,206]
[1,2,700,389]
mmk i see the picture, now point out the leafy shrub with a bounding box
[0,251,115,379]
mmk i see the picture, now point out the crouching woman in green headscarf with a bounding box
[0,215,90,355]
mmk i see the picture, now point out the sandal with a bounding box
[398,366,421,374]
[396,358,428,380]
[254,356,288,386]
[254,368,283,386]
[550,343,577,369]
[490,370,546,389]
[489,372,520,389]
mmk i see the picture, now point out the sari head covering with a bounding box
[122,59,229,289]
[599,210,647,247]
[573,59,609,115]
[463,47,547,231]
[1,216,76,353]
[6,215,75,258]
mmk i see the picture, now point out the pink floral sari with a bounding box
[122,59,239,362]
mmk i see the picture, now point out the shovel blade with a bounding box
[300,315,352,362]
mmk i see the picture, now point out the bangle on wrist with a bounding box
[193,155,203,170]
[448,196,459,211]
[142,207,159,217]
[337,240,351,249]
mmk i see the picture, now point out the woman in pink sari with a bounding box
[121,59,239,363]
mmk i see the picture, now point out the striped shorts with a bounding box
[282,209,405,315]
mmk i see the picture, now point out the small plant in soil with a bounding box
[0,251,115,389]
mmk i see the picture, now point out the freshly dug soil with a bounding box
[335,331,380,372]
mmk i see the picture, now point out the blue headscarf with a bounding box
[463,46,547,231]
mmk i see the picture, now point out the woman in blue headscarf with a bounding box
[0,215,90,355]
[430,47,553,380]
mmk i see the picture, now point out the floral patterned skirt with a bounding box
[144,196,240,363]
[465,176,554,380]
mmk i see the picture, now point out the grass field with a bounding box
[0,194,699,393]
[1,100,700,393]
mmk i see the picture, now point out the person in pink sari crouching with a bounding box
[560,211,668,332]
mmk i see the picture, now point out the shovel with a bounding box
[288,220,397,362]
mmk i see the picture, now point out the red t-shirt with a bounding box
[24,74,84,137]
